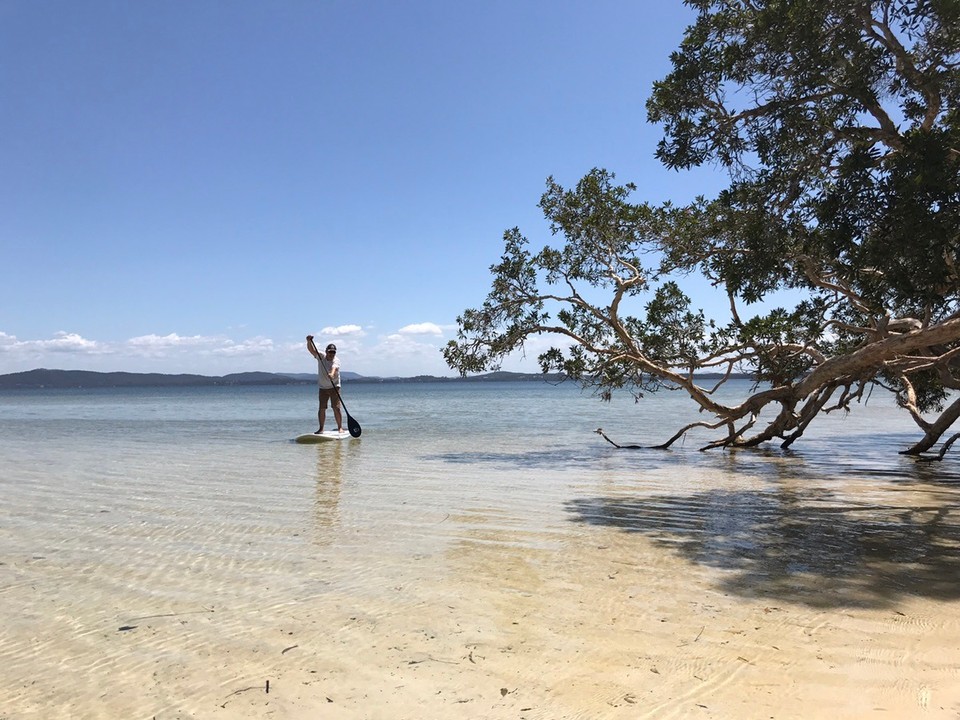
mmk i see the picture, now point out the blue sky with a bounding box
[1,0,730,378]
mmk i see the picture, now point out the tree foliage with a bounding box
[446,0,960,455]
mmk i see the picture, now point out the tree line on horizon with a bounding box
[0,368,578,389]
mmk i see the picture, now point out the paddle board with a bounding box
[295,430,352,443]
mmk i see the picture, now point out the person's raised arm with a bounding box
[306,335,320,359]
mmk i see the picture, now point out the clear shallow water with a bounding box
[2,381,960,718]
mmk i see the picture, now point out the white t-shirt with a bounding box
[318,355,341,389]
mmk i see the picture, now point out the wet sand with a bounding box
[5,487,960,720]
[202,541,960,720]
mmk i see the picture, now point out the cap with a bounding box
[326,344,337,352]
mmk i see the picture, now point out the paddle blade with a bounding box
[347,415,362,438]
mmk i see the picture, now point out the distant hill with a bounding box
[279,372,364,382]
[0,368,567,389]
[0,369,310,389]
[346,371,569,384]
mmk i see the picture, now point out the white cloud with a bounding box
[37,332,107,354]
[212,337,275,357]
[0,331,111,371]
[492,332,573,371]
[397,322,443,336]
[353,331,450,377]
[0,324,469,377]
[125,333,222,360]
[126,333,276,359]
[0,331,19,351]
[381,333,413,349]
[320,324,365,337]
[128,333,215,349]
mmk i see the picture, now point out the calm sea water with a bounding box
[2,380,959,717]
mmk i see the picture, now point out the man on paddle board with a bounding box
[306,336,343,434]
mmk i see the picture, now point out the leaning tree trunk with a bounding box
[901,396,960,455]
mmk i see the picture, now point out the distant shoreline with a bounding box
[0,368,570,389]
[0,368,751,390]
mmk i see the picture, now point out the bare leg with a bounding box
[316,407,326,434]
[333,404,343,432]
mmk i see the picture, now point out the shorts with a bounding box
[319,387,341,409]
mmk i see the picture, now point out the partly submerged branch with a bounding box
[594,428,647,449]
[916,433,960,462]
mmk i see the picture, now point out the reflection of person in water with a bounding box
[313,443,344,544]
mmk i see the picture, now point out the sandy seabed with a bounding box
[6,516,960,720]
[5,392,960,719]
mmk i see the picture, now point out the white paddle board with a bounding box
[295,430,351,443]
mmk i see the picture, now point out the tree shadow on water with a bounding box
[424,446,620,469]
[565,487,960,609]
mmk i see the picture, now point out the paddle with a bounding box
[315,344,362,438]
